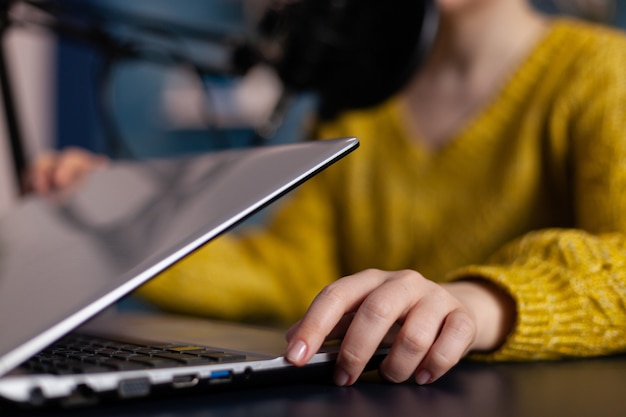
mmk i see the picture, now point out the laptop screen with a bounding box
[0,137,358,376]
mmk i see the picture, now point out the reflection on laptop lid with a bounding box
[0,137,360,408]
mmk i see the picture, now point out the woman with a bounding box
[27,0,626,387]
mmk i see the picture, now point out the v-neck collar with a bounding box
[389,18,568,159]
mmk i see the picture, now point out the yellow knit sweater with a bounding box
[138,18,626,361]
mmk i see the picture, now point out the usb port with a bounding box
[209,370,233,384]
[172,374,200,389]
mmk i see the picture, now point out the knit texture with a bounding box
[138,18,626,361]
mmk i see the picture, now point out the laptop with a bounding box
[0,136,382,408]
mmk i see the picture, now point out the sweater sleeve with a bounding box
[447,230,626,360]
[136,160,342,326]
[447,31,626,361]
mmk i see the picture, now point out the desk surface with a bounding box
[14,355,626,417]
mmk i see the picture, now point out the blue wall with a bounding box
[54,0,256,157]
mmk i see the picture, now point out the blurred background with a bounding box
[0,0,625,216]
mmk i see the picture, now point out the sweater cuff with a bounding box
[444,263,587,362]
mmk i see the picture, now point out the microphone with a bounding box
[228,0,439,142]
[251,0,439,120]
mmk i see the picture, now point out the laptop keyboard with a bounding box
[19,333,247,375]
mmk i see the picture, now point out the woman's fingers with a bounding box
[414,308,475,384]
[286,269,482,387]
[27,152,57,194]
[333,270,431,385]
[376,279,475,384]
[285,269,391,366]
[378,296,446,383]
[51,148,108,190]
[25,147,109,195]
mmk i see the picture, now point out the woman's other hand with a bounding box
[25,147,109,195]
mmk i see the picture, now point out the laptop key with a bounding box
[75,364,115,373]
[128,356,181,368]
[168,346,209,352]
[166,346,247,362]
[198,352,247,363]
[152,352,215,365]
[112,352,138,360]
[96,358,147,371]
[134,348,169,355]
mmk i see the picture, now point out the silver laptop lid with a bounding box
[0,137,358,376]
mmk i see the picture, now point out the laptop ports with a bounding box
[171,374,200,389]
[208,370,233,385]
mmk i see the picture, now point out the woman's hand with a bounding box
[25,147,109,195]
[285,269,515,386]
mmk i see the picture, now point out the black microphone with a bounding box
[252,0,439,120]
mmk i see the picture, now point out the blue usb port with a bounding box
[209,370,233,384]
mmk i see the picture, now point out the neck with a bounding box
[399,0,548,148]
[424,0,546,81]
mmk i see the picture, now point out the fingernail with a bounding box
[334,367,350,386]
[416,370,432,385]
[286,340,307,364]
